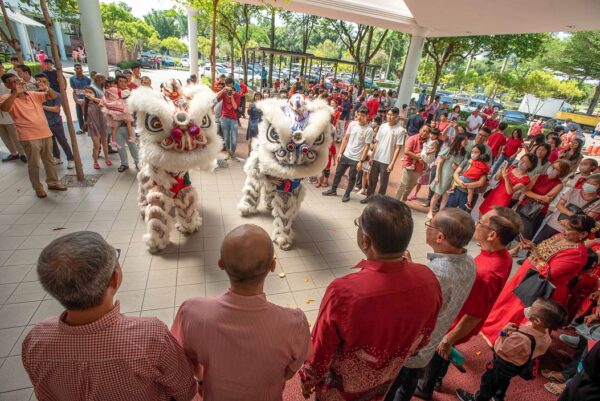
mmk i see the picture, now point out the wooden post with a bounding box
[0,0,23,62]
[39,0,84,181]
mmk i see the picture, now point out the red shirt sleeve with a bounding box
[300,285,344,388]
[461,274,498,320]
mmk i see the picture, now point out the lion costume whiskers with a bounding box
[128,80,222,252]
[238,94,333,250]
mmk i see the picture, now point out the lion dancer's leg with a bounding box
[143,186,175,252]
[174,185,202,234]
[263,180,276,211]
[238,153,262,216]
[272,185,306,250]
[137,169,152,218]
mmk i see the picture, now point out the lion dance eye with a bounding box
[267,126,279,143]
[200,115,211,128]
[313,133,325,146]
[145,115,163,133]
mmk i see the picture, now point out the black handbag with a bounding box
[518,199,544,220]
[517,331,537,380]
[558,198,600,221]
[512,268,556,307]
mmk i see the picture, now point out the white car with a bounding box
[180,58,190,68]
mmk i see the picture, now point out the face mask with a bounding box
[471,153,478,160]
[547,167,558,179]
[583,183,598,194]
[524,307,532,320]
[518,161,527,170]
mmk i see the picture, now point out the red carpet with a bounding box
[282,333,573,401]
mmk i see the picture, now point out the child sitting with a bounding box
[449,144,490,210]
[101,86,134,146]
[456,298,567,401]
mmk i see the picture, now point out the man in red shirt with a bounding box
[414,206,523,400]
[395,125,430,201]
[483,111,500,131]
[481,103,495,121]
[300,195,442,401]
[238,78,248,118]
[487,121,508,162]
[366,91,381,120]
[217,77,241,158]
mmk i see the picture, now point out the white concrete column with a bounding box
[397,35,425,107]
[187,7,199,78]
[15,22,33,61]
[53,21,67,61]
[77,0,108,75]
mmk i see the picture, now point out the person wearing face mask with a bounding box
[482,214,595,346]
[515,160,572,241]
[456,298,566,401]
[570,158,598,189]
[532,174,600,244]
[478,153,537,216]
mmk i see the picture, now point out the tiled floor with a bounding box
[0,134,480,400]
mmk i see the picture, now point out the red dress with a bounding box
[479,166,530,215]
[481,235,588,344]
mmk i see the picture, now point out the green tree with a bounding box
[160,36,187,55]
[542,32,600,115]
[310,39,341,59]
[281,12,320,75]
[332,21,389,92]
[100,2,135,40]
[144,9,186,40]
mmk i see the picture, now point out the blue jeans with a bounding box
[446,188,478,211]
[116,125,139,166]
[221,117,238,154]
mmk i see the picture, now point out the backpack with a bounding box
[517,331,538,380]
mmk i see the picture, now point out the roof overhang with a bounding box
[6,9,44,28]
[235,0,600,37]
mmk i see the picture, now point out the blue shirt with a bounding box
[261,69,267,79]
[69,74,91,99]
[340,100,352,120]
[406,114,425,135]
[43,94,62,126]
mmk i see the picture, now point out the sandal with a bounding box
[93,162,100,170]
[315,182,322,188]
[544,382,566,396]
[542,370,566,383]
[407,195,417,201]
[105,159,113,166]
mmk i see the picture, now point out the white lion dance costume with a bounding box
[238,94,332,250]
[128,80,222,252]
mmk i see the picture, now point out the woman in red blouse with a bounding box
[490,128,524,177]
[516,159,572,240]
[479,153,536,216]
[481,214,594,345]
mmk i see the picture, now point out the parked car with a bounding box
[137,55,155,69]
[180,58,190,68]
[465,99,488,113]
[502,110,528,124]
[161,56,176,67]
[439,95,454,106]
[452,93,471,104]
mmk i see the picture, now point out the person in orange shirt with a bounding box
[0,73,66,197]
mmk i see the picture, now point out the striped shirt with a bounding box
[171,290,312,401]
[22,301,198,401]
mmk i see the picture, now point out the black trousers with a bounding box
[385,366,421,401]
[562,335,587,379]
[75,103,85,132]
[417,352,451,396]
[517,209,547,240]
[367,160,390,196]
[49,121,74,161]
[331,155,358,196]
[533,223,559,244]
[474,354,521,401]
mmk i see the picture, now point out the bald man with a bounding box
[171,224,312,401]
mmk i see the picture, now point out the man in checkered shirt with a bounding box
[21,231,199,401]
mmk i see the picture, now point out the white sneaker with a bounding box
[54,158,63,165]
[67,160,75,169]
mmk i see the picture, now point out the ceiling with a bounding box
[237,0,600,37]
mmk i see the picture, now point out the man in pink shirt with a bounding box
[395,125,431,201]
[172,224,312,401]
[22,231,198,401]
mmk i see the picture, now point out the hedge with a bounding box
[2,62,42,76]
[116,60,139,70]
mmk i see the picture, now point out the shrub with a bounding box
[2,62,42,76]
[116,60,138,70]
